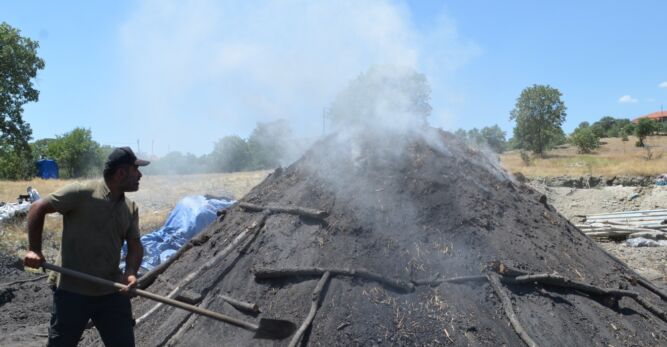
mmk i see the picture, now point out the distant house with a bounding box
[632,110,667,124]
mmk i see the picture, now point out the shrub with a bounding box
[570,127,600,154]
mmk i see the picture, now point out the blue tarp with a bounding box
[121,195,235,271]
[36,159,59,179]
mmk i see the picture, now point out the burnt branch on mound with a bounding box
[239,202,329,219]
[412,274,487,286]
[136,212,271,326]
[489,261,667,324]
[138,242,194,289]
[219,294,260,314]
[0,274,48,287]
[138,220,214,289]
[288,271,331,347]
[254,267,415,293]
[623,274,667,302]
[487,274,539,347]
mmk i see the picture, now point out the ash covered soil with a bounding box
[119,130,667,346]
[0,254,51,347]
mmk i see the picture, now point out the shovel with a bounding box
[42,262,296,340]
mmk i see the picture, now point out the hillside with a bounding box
[501,135,667,177]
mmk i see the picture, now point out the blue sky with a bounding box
[2,1,666,155]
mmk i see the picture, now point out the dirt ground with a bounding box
[531,181,667,284]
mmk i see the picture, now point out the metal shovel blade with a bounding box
[254,318,297,340]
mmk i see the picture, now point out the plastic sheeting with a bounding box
[0,201,31,223]
[121,195,235,271]
[626,237,667,247]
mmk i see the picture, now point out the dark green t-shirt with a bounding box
[46,180,140,296]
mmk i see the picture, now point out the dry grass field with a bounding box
[0,170,270,261]
[501,135,667,177]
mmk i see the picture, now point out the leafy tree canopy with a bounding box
[142,151,207,175]
[510,84,567,155]
[570,127,600,154]
[0,22,45,151]
[329,65,431,130]
[247,119,294,170]
[45,128,103,178]
[635,118,657,147]
[210,135,251,173]
[454,125,507,153]
[586,116,631,138]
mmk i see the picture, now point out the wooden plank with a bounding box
[585,209,667,217]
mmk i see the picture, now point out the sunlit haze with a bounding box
[2,1,666,156]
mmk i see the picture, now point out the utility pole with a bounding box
[137,139,141,154]
[151,140,154,157]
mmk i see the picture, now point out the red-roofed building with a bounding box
[632,110,667,123]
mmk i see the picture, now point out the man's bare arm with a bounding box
[24,199,57,268]
[120,237,144,294]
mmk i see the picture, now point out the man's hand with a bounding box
[24,250,45,269]
[120,273,138,297]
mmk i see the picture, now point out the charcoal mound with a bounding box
[126,129,667,346]
[0,252,52,347]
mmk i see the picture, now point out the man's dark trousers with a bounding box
[48,288,135,347]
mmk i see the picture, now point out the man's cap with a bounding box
[105,147,150,170]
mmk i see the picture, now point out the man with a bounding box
[24,147,149,347]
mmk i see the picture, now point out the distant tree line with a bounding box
[0,119,304,180]
[453,125,507,153]
[142,119,305,175]
[502,84,662,156]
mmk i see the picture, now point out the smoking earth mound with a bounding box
[0,253,52,347]
[110,129,667,346]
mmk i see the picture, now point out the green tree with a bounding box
[510,84,567,156]
[480,125,507,153]
[0,22,45,179]
[210,135,250,172]
[0,139,35,179]
[142,151,206,175]
[328,65,431,128]
[635,118,656,147]
[589,123,606,138]
[608,119,630,137]
[467,128,483,144]
[570,127,600,153]
[247,119,294,170]
[454,129,467,139]
[47,128,103,178]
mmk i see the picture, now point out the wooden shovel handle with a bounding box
[42,262,259,331]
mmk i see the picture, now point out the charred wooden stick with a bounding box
[138,242,194,289]
[491,264,667,324]
[487,274,539,347]
[633,295,667,323]
[509,274,638,298]
[288,271,331,347]
[219,294,260,314]
[624,275,667,302]
[412,275,487,286]
[0,274,48,287]
[137,212,270,326]
[254,267,414,293]
[239,202,328,219]
[487,261,530,277]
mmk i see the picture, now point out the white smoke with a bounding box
[111,0,480,155]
